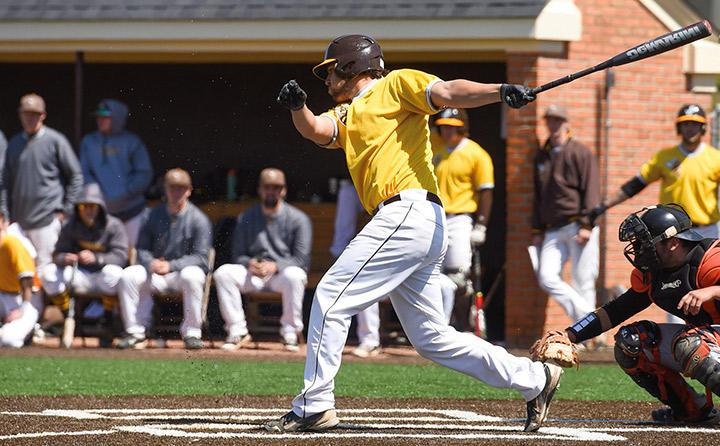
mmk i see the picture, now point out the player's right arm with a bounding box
[277,80,337,147]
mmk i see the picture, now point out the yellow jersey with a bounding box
[639,143,720,225]
[433,137,494,214]
[321,69,442,214]
[0,234,35,294]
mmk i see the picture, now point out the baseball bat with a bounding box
[61,261,78,349]
[530,20,713,95]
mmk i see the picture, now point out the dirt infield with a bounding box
[2,395,719,445]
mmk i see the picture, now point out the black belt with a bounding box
[373,191,443,215]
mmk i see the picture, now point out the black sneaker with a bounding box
[524,363,563,432]
[183,336,204,350]
[263,409,339,433]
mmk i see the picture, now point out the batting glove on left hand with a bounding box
[500,84,536,109]
[470,223,487,246]
[277,80,307,111]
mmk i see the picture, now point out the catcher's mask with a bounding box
[619,204,703,272]
[312,34,386,81]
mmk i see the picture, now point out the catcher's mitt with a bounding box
[530,330,579,368]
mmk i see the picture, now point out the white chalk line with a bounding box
[0,430,115,440]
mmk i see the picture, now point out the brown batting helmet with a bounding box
[312,34,386,81]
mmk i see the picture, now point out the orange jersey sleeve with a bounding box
[630,268,651,294]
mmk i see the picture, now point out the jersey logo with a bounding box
[334,103,349,126]
[660,279,681,290]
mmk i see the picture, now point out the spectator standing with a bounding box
[40,184,128,347]
[432,108,494,326]
[80,99,153,246]
[213,168,312,352]
[531,105,600,323]
[117,168,212,350]
[1,93,83,268]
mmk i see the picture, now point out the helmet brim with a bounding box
[312,59,337,80]
[676,115,707,125]
[434,118,465,127]
[675,228,705,242]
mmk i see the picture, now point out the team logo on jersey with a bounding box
[334,103,349,126]
[660,279,681,290]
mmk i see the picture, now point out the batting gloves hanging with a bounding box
[500,84,536,109]
[470,223,487,246]
[277,80,307,111]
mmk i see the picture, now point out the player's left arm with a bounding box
[679,247,720,315]
[430,80,535,109]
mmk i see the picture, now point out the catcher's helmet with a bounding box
[619,204,703,272]
[675,104,707,134]
[312,34,386,81]
[434,108,469,134]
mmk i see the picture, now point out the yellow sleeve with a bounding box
[638,152,662,184]
[388,69,442,116]
[7,236,34,280]
[473,147,495,190]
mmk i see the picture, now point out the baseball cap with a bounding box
[543,105,568,121]
[164,168,192,188]
[94,101,112,117]
[18,93,46,113]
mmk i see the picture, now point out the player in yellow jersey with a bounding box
[266,34,562,434]
[590,104,720,238]
[0,211,40,347]
[432,108,494,326]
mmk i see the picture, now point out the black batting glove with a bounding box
[277,80,307,111]
[500,84,536,109]
[587,203,609,226]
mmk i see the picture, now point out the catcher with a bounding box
[532,203,720,424]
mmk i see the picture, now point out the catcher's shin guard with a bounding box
[673,326,720,395]
[615,321,707,421]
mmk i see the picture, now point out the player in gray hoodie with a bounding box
[80,99,153,246]
[40,183,128,347]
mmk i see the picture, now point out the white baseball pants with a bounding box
[123,209,148,248]
[439,214,473,323]
[24,217,61,269]
[291,189,547,417]
[536,222,599,321]
[356,302,380,348]
[118,264,205,339]
[214,264,307,339]
[0,291,42,348]
[41,263,123,296]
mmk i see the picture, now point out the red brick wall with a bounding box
[504,0,714,347]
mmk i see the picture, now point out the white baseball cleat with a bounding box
[264,409,339,433]
[524,363,563,432]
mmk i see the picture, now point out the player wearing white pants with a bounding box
[439,214,473,323]
[24,218,62,269]
[295,191,547,415]
[330,179,381,356]
[271,42,559,434]
[119,264,206,340]
[536,222,600,322]
[214,263,307,343]
[41,263,123,297]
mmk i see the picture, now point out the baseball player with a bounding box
[532,105,600,323]
[0,210,41,348]
[330,178,381,357]
[590,104,720,237]
[40,183,128,348]
[545,204,720,423]
[267,34,562,433]
[431,108,494,325]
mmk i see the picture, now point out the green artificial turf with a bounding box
[1,355,666,401]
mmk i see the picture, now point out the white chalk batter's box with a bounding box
[2,407,720,442]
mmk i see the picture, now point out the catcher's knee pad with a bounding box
[673,326,720,395]
[613,320,661,370]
